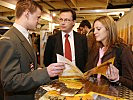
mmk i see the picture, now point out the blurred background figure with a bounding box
[77,27,81,34]
[31,33,36,43]
[79,20,92,36]
[53,28,59,35]
[31,33,37,49]
[79,20,96,58]
[34,34,40,64]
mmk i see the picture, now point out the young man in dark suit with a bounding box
[0,0,65,100]
[44,8,88,73]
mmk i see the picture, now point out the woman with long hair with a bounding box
[86,16,133,90]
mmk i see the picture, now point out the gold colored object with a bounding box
[0,35,10,40]
[57,54,84,78]
[57,54,115,80]
[88,92,126,100]
[84,57,115,79]
[66,94,93,100]
[43,90,65,100]
[59,78,83,89]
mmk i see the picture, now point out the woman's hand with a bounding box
[106,64,119,81]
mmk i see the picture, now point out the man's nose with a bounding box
[61,21,65,25]
[61,20,66,24]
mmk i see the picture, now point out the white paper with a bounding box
[57,54,84,77]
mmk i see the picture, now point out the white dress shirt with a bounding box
[13,23,31,45]
[61,30,76,65]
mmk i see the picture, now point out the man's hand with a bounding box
[47,62,65,77]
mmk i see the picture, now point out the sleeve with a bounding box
[0,39,51,93]
[119,45,133,90]
[43,36,54,67]
[83,35,88,66]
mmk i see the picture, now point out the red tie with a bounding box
[65,34,72,61]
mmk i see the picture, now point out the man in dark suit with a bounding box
[44,8,88,73]
[0,0,65,100]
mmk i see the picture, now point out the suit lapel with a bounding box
[55,31,63,55]
[73,31,80,64]
[12,27,35,62]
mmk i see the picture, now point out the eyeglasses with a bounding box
[59,18,73,23]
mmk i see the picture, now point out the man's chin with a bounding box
[28,27,36,31]
[61,29,66,32]
[60,27,66,30]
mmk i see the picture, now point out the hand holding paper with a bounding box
[57,54,115,80]
[57,54,84,78]
[84,57,115,80]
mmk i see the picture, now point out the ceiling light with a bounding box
[52,13,56,17]
[107,12,124,16]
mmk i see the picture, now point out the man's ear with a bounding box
[24,9,30,19]
[73,20,76,26]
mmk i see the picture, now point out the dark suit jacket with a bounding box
[44,31,88,72]
[0,27,51,100]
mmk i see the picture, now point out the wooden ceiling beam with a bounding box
[40,0,55,14]
[97,0,109,3]
[0,1,15,10]
[70,0,80,11]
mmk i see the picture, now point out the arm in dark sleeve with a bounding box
[83,35,88,67]
[119,46,133,90]
[43,36,54,67]
[0,40,51,92]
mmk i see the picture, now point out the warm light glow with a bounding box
[107,12,124,16]
[52,13,56,17]
[0,26,10,29]
[41,14,52,22]
[0,1,16,10]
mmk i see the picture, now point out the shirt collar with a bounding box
[13,23,29,38]
[62,30,73,38]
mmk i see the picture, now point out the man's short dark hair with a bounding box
[79,20,91,29]
[60,8,76,20]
